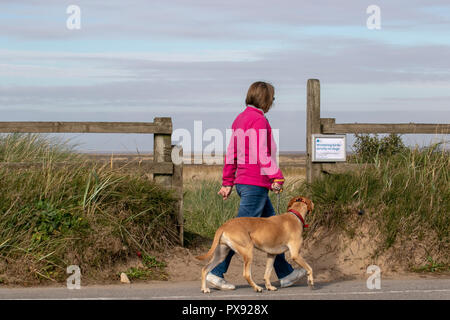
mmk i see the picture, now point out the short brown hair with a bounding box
[245,81,275,113]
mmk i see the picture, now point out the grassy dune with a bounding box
[296,142,449,271]
[0,133,176,285]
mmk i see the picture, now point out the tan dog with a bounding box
[196,196,314,293]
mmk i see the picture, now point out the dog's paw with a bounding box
[266,285,277,291]
[201,288,211,294]
[308,282,315,290]
[254,285,263,293]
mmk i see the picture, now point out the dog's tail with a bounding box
[195,226,224,261]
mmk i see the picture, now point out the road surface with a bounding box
[0,278,449,300]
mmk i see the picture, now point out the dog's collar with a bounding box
[288,209,309,228]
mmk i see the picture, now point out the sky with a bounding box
[0,0,449,153]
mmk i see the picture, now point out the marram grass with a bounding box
[296,141,449,270]
[0,133,176,285]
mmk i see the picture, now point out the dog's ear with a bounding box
[303,198,314,212]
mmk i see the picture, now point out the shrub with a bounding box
[352,133,406,163]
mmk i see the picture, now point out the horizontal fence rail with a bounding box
[321,118,450,134]
[0,119,172,134]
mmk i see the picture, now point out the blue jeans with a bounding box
[210,184,294,279]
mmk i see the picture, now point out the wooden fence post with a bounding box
[306,79,323,184]
[153,117,184,246]
[171,144,184,246]
[153,117,173,187]
[153,117,174,243]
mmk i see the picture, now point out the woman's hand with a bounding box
[271,182,282,194]
[218,186,233,200]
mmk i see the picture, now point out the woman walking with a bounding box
[207,81,306,290]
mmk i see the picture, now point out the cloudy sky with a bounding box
[1,0,449,153]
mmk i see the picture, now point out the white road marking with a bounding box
[151,288,450,300]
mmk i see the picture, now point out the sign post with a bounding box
[306,79,322,184]
[306,79,347,184]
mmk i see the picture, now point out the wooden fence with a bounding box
[0,117,184,245]
[306,79,450,184]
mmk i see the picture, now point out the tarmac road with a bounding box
[0,278,449,300]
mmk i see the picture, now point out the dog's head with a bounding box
[287,196,314,214]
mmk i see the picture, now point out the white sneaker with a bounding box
[206,273,236,290]
[280,268,307,288]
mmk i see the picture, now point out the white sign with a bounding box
[312,134,346,162]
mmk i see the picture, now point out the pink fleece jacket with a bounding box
[222,105,284,190]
